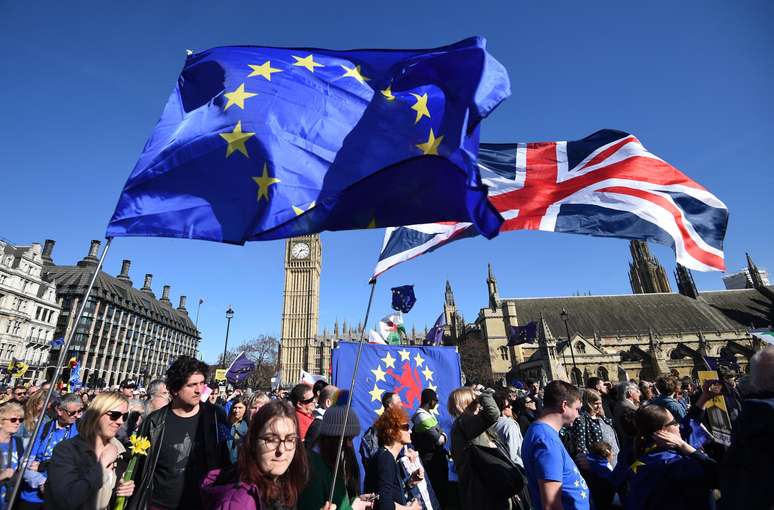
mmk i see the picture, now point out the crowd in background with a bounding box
[0,344,770,510]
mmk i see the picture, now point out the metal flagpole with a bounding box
[327,277,377,504]
[7,237,113,509]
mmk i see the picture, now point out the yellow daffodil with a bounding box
[128,434,151,456]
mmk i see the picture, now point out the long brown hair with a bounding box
[633,404,672,457]
[238,400,309,507]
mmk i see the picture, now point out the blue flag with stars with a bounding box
[391,285,416,313]
[106,37,510,243]
[332,341,461,487]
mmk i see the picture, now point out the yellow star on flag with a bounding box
[428,382,437,392]
[382,352,396,369]
[251,163,281,202]
[341,64,370,85]
[413,353,425,367]
[223,83,257,110]
[369,384,385,402]
[410,92,430,123]
[220,121,255,158]
[422,366,433,381]
[292,201,316,216]
[630,460,646,473]
[398,349,410,361]
[380,85,395,101]
[247,61,282,80]
[375,406,384,416]
[417,129,443,156]
[371,365,387,382]
[292,54,325,72]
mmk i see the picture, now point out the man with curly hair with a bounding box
[127,356,230,510]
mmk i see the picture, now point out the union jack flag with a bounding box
[373,129,728,277]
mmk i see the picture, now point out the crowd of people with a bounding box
[0,344,770,510]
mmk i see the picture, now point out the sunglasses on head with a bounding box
[2,417,24,423]
[105,411,129,422]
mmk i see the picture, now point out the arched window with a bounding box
[499,345,508,361]
[597,366,609,381]
[575,342,586,354]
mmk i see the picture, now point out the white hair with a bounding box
[750,346,774,393]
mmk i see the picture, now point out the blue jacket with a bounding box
[21,420,78,503]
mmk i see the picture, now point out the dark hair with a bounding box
[165,356,209,393]
[586,377,602,389]
[493,390,512,412]
[239,400,309,507]
[634,404,673,457]
[229,396,247,424]
[290,384,311,405]
[655,376,677,396]
[374,406,409,446]
[543,380,581,409]
[525,379,537,386]
[420,388,438,407]
[317,434,360,497]
[589,441,613,458]
[381,391,396,409]
[312,380,328,397]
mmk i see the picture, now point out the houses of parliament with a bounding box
[278,235,772,385]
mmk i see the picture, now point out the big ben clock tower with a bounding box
[279,234,329,384]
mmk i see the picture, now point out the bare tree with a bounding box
[218,335,279,389]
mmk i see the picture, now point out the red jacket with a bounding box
[296,409,314,439]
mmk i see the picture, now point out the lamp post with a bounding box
[560,308,579,384]
[222,306,234,368]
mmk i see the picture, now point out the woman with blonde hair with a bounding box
[19,390,48,448]
[0,402,25,509]
[47,392,135,510]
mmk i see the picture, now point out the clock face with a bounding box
[291,242,310,259]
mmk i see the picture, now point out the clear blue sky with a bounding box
[2,1,772,364]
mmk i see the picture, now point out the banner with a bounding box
[697,370,732,446]
[214,369,227,382]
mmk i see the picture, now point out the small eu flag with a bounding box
[106,37,509,244]
[508,321,538,346]
[391,285,416,313]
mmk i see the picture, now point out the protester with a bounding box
[626,382,719,510]
[47,392,135,510]
[299,399,375,510]
[586,377,613,419]
[245,391,270,419]
[227,396,249,463]
[201,400,309,510]
[305,384,338,448]
[638,381,655,404]
[127,356,229,510]
[119,380,137,400]
[515,395,538,435]
[410,388,449,507]
[364,406,422,510]
[525,379,544,412]
[18,390,48,448]
[719,345,774,510]
[12,386,29,405]
[20,392,83,510]
[583,441,617,510]
[0,402,25,510]
[612,382,640,464]
[291,383,317,441]
[651,376,687,420]
[146,379,170,413]
[493,389,524,467]
[571,389,619,467]
[360,392,402,468]
[448,386,515,510]
[522,380,588,510]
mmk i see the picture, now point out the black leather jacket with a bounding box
[126,402,230,510]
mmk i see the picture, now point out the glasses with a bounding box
[299,396,315,405]
[63,408,83,417]
[259,435,298,451]
[14,392,27,396]
[400,423,411,431]
[105,411,129,422]
[2,417,24,423]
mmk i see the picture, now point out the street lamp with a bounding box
[560,308,579,385]
[222,306,234,368]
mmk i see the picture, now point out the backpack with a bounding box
[359,426,380,468]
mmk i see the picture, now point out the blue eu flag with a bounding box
[391,285,416,313]
[106,38,510,243]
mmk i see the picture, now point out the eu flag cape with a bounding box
[106,37,509,243]
[332,342,461,486]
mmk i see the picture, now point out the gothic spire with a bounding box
[746,253,765,289]
[674,263,699,299]
[487,263,500,309]
[444,280,455,306]
[629,240,672,294]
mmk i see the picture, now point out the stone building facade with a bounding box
[455,244,773,386]
[0,239,61,383]
[43,239,200,387]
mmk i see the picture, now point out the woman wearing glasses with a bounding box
[202,399,312,510]
[46,392,135,510]
[364,407,422,510]
[0,402,25,509]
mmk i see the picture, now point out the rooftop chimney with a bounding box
[141,274,154,295]
[42,239,55,265]
[160,285,171,304]
[77,240,101,267]
[117,259,132,284]
[178,295,188,313]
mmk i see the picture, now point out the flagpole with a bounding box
[7,237,113,510]
[327,277,377,504]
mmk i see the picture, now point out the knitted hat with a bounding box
[319,403,362,437]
